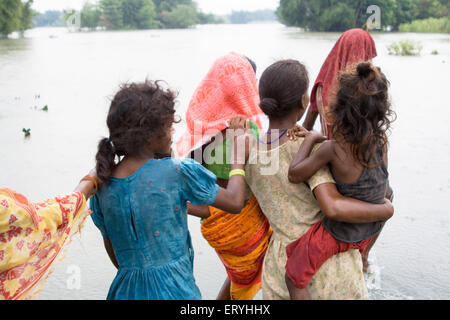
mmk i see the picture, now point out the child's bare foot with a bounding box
[285,274,311,300]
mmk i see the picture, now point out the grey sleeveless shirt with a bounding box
[322,148,388,243]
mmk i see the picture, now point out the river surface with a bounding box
[1,23,449,300]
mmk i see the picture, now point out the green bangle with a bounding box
[229,169,246,178]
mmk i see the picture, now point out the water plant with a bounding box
[22,128,31,138]
[387,40,423,56]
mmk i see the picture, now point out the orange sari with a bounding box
[202,196,272,300]
[0,188,89,300]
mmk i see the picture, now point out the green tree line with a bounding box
[1,0,223,36]
[0,0,34,36]
[72,0,222,30]
[277,0,449,31]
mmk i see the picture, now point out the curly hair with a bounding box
[95,80,178,187]
[330,61,395,167]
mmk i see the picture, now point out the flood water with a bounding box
[1,23,449,300]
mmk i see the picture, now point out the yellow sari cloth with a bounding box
[201,196,272,300]
[0,188,89,300]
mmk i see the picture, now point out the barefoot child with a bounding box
[90,80,249,300]
[285,62,395,300]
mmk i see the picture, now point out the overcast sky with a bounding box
[32,0,280,15]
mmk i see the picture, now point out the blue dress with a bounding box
[90,158,219,300]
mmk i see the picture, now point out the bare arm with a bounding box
[288,134,331,184]
[302,108,319,131]
[210,117,253,214]
[212,170,246,214]
[103,238,119,269]
[314,183,394,223]
[187,203,211,219]
[74,169,97,200]
[303,85,323,132]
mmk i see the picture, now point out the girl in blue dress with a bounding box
[90,81,249,300]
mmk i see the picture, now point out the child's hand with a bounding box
[228,116,250,130]
[306,130,327,143]
[287,125,309,141]
[382,198,394,221]
[228,116,252,164]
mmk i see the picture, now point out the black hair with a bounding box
[95,80,178,187]
[330,61,395,167]
[245,56,257,74]
[258,60,309,118]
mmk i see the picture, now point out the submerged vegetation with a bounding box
[22,128,31,138]
[388,40,423,56]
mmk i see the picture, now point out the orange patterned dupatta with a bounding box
[0,188,89,300]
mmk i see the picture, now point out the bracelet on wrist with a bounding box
[229,169,246,178]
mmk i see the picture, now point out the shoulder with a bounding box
[176,158,217,181]
[311,140,335,155]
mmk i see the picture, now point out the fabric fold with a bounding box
[0,188,89,300]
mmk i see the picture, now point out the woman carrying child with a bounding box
[285,62,395,300]
[241,59,394,299]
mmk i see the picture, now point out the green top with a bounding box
[204,121,260,180]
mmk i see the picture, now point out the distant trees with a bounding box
[0,0,34,36]
[277,0,450,31]
[162,4,198,28]
[228,9,276,24]
[80,2,101,30]
[33,10,64,27]
[58,0,223,31]
[19,0,34,33]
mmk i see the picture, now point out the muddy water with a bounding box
[1,23,449,299]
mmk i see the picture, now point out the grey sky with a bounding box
[32,0,280,14]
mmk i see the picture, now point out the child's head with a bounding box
[96,80,178,186]
[259,60,309,121]
[330,61,394,166]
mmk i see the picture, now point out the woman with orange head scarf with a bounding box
[176,52,271,300]
[303,28,377,138]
